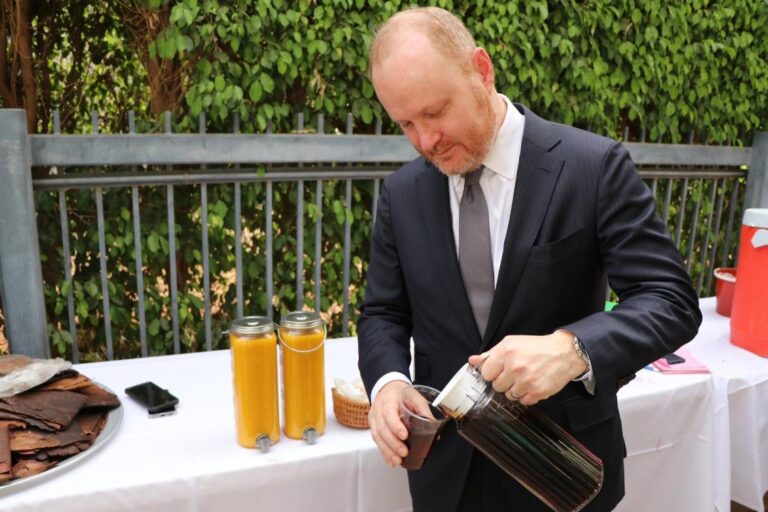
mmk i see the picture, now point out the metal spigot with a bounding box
[303,427,317,445]
[256,434,271,453]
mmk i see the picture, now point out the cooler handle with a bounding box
[752,229,768,249]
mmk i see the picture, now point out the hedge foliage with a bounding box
[31,0,768,360]
[155,0,767,141]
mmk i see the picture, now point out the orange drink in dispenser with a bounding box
[279,311,326,443]
[229,316,279,452]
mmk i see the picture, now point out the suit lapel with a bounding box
[416,163,481,350]
[482,106,564,349]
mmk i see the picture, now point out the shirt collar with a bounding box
[482,94,524,179]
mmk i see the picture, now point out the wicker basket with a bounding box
[332,387,370,429]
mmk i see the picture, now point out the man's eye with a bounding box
[425,107,445,118]
[399,122,413,129]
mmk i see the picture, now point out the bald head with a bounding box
[369,7,503,176]
[370,7,477,74]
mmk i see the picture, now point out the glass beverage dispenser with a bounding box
[279,311,326,443]
[229,316,279,452]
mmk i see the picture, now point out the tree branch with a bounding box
[0,1,16,106]
[15,0,36,131]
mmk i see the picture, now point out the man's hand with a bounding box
[368,380,411,467]
[467,331,586,406]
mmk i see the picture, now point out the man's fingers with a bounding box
[467,352,489,367]
[369,383,411,466]
[478,352,504,382]
[369,406,406,465]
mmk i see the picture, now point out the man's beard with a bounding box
[423,88,497,176]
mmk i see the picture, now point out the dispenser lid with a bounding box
[230,316,274,335]
[743,208,768,228]
[433,363,486,418]
[280,311,324,329]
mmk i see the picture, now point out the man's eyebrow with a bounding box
[393,100,449,124]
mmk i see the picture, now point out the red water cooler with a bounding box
[730,208,768,356]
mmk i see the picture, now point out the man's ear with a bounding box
[472,48,495,91]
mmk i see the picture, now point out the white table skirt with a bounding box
[689,297,768,512]
[2,334,723,511]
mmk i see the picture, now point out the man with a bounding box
[357,7,701,511]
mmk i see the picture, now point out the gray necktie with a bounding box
[459,167,494,338]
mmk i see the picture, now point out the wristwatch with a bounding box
[571,334,592,373]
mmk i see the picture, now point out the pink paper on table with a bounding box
[652,346,710,374]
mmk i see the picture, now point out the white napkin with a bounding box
[0,358,72,398]
[334,377,369,404]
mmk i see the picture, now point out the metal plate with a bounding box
[0,384,123,497]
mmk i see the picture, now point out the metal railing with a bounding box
[1,108,766,361]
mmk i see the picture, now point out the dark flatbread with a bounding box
[0,425,11,483]
[0,411,55,431]
[12,456,56,478]
[0,390,88,430]
[0,419,26,430]
[44,442,90,458]
[76,384,120,409]
[76,411,108,440]
[0,369,119,484]
[36,371,120,409]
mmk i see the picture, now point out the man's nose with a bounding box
[417,125,441,152]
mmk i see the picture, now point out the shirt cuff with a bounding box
[370,371,411,403]
[576,367,596,395]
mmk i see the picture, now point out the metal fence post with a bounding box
[745,131,768,209]
[0,109,49,358]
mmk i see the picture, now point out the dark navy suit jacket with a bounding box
[357,105,701,511]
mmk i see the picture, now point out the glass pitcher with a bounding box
[434,363,604,512]
[278,311,326,443]
[229,316,279,452]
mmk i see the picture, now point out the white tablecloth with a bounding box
[2,337,720,512]
[617,370,719,511]
[2,340,410,512]
[688,297,768,512]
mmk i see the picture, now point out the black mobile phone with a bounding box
[663,353,686,365]
[125,381,179,417]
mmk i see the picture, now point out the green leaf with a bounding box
[85,281,99,297]
[76,301,89,320]
[61,330,74,344]
[189,295,205,309]
[260,73,275,93]
[199,59,212,76]
[148,233,160,253]
[180,35,194,52]
[360,104,373,124]
[157,35,176,59]
[249,81,263,103]
[148,318,161,336]
[191,96,203,116]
